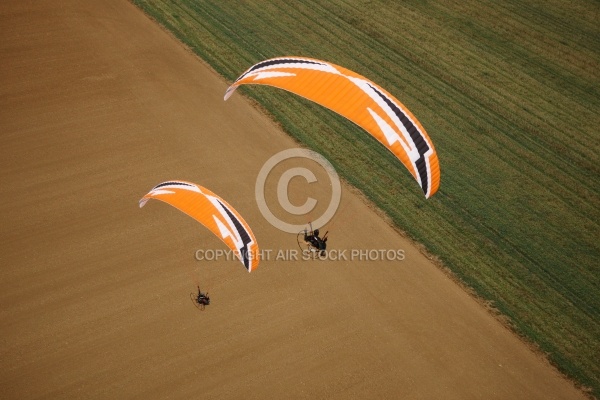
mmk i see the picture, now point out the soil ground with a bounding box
[0,1,587,398]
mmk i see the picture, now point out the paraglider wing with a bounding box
[139,181,259,272]
[225,57,440,198]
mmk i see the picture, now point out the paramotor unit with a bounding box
[190,287,210,311]
[297,223,328,258]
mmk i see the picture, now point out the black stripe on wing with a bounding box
[152,181,195,190]
[217,200,253,271]
[367,84,430,196]
[236,58,328,83]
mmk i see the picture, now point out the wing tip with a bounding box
[224,85,237,101]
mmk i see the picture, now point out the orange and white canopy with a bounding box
[225,56,440,198]
[140,181,259,272]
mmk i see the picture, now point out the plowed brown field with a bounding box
[0,1,587,399]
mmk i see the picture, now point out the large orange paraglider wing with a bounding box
[225,57,440,198]
[139,181,259,272]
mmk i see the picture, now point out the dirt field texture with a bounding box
[0,1,589,399]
